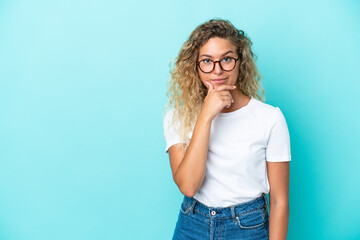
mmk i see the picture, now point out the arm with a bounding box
[267,161,290,240]
[168,111,212,197]
[167,83,235,197]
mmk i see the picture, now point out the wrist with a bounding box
[198,110,213,125]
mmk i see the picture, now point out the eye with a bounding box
[202,59,212,64]
[222,57,232,62]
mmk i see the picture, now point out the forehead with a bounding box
[198,37,236,56]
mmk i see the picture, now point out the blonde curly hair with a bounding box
[163,18,265,153]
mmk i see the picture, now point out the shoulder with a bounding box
[163,108,181,131]
[251,99,290,136]
[163,108,177,125]
[250,97,280,120]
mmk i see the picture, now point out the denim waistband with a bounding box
[182,193,268,219]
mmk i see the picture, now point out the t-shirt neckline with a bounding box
[216,96,255,119]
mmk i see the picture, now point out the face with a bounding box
[197,37,240,89]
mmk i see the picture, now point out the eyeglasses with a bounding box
[196,57,240,73]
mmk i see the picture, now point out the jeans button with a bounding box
[211,210,216,216]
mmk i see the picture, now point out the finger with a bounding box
[206,81,214,94]
[230,94,234,103]
[214,84,237,92]
[222,96,233,108]
[218,91,234,103]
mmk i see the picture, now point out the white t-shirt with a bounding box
[163,96,291,207]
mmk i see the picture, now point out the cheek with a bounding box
[232,71,239,79]
[231,68,240,80]
[198,71,208,83]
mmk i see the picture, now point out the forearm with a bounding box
[174,111,212,197]
[269,202,289,240]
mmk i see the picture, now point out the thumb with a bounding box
[206,81,214,94]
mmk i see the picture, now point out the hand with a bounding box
[201,81,236,121]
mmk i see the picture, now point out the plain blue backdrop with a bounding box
[0,0,359,239]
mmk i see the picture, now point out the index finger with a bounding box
[213,84,237,91]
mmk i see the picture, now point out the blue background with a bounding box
[1,0,359,239]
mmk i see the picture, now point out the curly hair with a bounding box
[163,18,265,153]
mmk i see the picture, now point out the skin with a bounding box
[197,37,251,113]
[168,36,290,240]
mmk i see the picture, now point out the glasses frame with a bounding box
[196,57,240,73]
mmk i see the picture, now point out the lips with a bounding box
[212,78,227,84]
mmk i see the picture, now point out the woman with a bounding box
[163,19,291,240]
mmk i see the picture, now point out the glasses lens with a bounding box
[199,60,214,73]
[220,58,236,71]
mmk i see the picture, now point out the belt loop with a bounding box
[230,206,236,218]
[190,198,197,214]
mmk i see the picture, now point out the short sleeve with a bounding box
[163,109,186,153]
[266,107,292,162]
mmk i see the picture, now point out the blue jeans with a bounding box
[172,193,269,240]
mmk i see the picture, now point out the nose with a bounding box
[213,61,223,74]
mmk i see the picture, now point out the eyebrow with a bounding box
[199,50,234,58]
